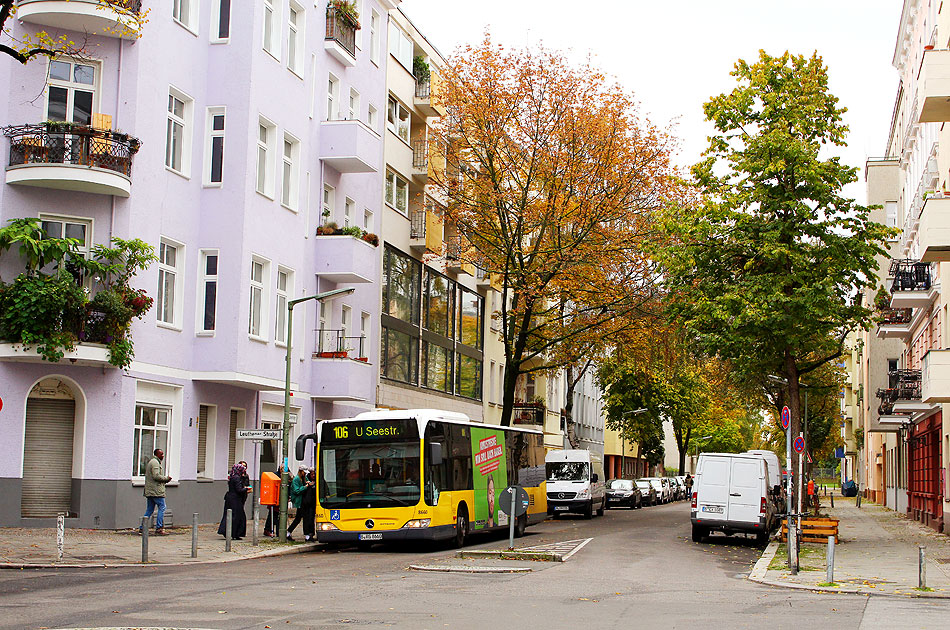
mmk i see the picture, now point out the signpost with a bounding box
[782,405,796,574]
[793,435,805,454]
[237,429,283,441]
[499,485,529,550]
[237,429,283,545]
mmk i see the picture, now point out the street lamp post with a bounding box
[278,287,355,542]
[692,435,712,474]
[621,408,647,478]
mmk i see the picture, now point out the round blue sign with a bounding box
[793,435,805,454]
[781,406,790,430]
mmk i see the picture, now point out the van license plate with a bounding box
[701,505,724,514]
[554,505,570,511]
[359,533,383,540]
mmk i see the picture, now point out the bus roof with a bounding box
[318,409,543,435]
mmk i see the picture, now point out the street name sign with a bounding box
[236,429,282,440]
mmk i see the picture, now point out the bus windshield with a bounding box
[319,419,420,509]
[546,461,589,481]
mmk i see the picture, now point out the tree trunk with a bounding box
[500,362,519,427]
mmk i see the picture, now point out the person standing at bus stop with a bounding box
[142,448,172,535]
[286,466,310,540]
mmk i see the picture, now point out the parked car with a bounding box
[691,452,777,545]
[605,479,642,509]
[640,477,669,503]
[636,479,657,506]
[669,477,684,500]
[676,475,688,499]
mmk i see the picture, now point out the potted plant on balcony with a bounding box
[413,56,431,83]
[341,225,363,238]
[361,232,379,247]
[328,0,360,27]
[316,221,342,236]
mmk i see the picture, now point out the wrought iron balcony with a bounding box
[16,0,143,39]
[445,236,462,261]
[889,259,931,292]
[512,402,545,426]
[410,208,427,240]
[313,328,366,360]
[325,5,358,64]
[412,139,428,170]
[879,307,913,325]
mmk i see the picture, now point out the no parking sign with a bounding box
[781,406,790,430]
[794,435,805,454]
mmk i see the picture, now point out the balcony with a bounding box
[475,266,491,288]
[881,369,936,416]
[409,206,443,253]
[319,119,380,173]
[324,5,358,66]
[311,329,373,402]
[314,235,378,284]
[4,122,138,196]
[414,74,446,118]
[918,49,950,123]
[889,260,937,309]
[16,0,142,39]
[918,194,950,262]
[512,402,545,426]
[922,349,950,403]
[411,139,428,181]
[0,305,117,368]
[876,307,914,340]
[445,236,473,275]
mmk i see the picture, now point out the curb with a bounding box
[409,564,532,573]
[0,541,320,570]
[456,550,561,562]
[747,540,950,600]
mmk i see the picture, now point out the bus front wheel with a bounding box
[453,508,468,548]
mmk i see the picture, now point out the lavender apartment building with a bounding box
[0,0,398,528]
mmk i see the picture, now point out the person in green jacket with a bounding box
[142,448,172,535]
[286,466,311,540]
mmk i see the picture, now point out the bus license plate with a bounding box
[701,505,724,514]
[554,505,570,511]
[359,533,383,540]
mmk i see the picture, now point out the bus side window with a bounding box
[425,422,448,506]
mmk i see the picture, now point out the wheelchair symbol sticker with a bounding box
[330,510,340,521]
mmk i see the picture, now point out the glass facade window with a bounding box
[424,270,454,338]
[383,246,421,322]
[382,327,418,384]
[424,342,452,392]
[458,287,482,347]
[456,353,481,399]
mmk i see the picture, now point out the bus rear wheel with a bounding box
[453,508,468,548]
[514,515,527,538]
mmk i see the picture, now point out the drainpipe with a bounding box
[109,40,124,242]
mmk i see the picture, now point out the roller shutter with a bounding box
[197,405,209,476]
[22,399,75,517]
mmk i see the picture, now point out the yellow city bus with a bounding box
[303,409,547,547]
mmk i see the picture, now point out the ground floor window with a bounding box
[133,405,170,477]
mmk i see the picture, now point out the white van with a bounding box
[545,449,606,519]
[691,452,776,544]
[745,449,786,514]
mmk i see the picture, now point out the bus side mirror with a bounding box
[430,442,443,466]
[295,433,314,461]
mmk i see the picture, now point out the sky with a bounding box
[398,0,904,204]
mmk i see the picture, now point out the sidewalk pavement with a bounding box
[750,496,950,598]
[0,521,318,568]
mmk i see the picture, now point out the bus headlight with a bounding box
[316,522,339,531]
[402,519,431,529]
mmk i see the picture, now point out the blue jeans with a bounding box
[143,496,166,530]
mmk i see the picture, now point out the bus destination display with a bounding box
[322,419,418,443]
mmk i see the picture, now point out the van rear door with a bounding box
[696,457,729,522]
[727,459,763,524]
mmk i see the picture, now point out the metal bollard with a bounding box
[191,513,198,558]
[830,493,834,508]
[225,508,232,552]
[826,535,835,583]
[141,516,149,563]
[919,545,927,589]
[856,493,862,508]
[252,503,259,547]
[56,513,65,562]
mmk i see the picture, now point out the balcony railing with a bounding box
[111,0,143,11]
[512,402,545,426]
[445,236,462,260]
[879,307,913,325]
[876,369,923,414]
[415,78,431,99]
[412,139,428,170]
[313,328,366,360]
[325,6,357,59]
[4,122,139,176]
[410,208,426,239]
[889,259,931,292]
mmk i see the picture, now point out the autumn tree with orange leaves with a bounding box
[432,38,680,427]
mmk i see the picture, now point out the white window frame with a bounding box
[249,256,271,341]
[370,9,380,66]
[388,21,412,71]
[287,1,305,77]
[387,96,410,144]
[360,311,370,360]
[322,184,335,226]
[281,133,300,211]
[132,405,172,478]
[262,0,280,60]
[275,267,294,346]
[157,238,185,330]
[165,86,194,178]
[385,169,409,215]
[196,404,217,478]
[256,116,276,198]
[204,106,226,186]
[344,197,354,228]
[367,103,378,133]
[45,58,99,125]
[173,0,199,35]
[363,208,373,231]
[327,73,340,121]
[197,249,219,336]
[348,88,360,121]
[211,0,231,42]
[341,304,352,346]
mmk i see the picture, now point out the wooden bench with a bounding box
[780,517,839,543]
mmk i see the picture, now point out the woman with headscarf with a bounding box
[218,462,250,539]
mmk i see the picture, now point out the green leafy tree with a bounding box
[658,51,893,507]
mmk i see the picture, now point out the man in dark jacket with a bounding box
[142,448,172,535]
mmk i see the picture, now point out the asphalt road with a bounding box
[1,501,949,629]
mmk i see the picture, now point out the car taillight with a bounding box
[760,496,767,514]
[691,492,697,509]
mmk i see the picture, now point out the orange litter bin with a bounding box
[260,471,280,505]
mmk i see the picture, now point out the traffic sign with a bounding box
[236,429,282,440]
[498,486,530,517]
[781,406,790,430]
[793,435,805,454]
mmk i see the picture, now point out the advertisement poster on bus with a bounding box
[470,427,508,529]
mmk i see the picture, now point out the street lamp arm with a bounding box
[289,287,355,307]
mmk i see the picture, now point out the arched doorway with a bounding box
[22,379,77,518]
